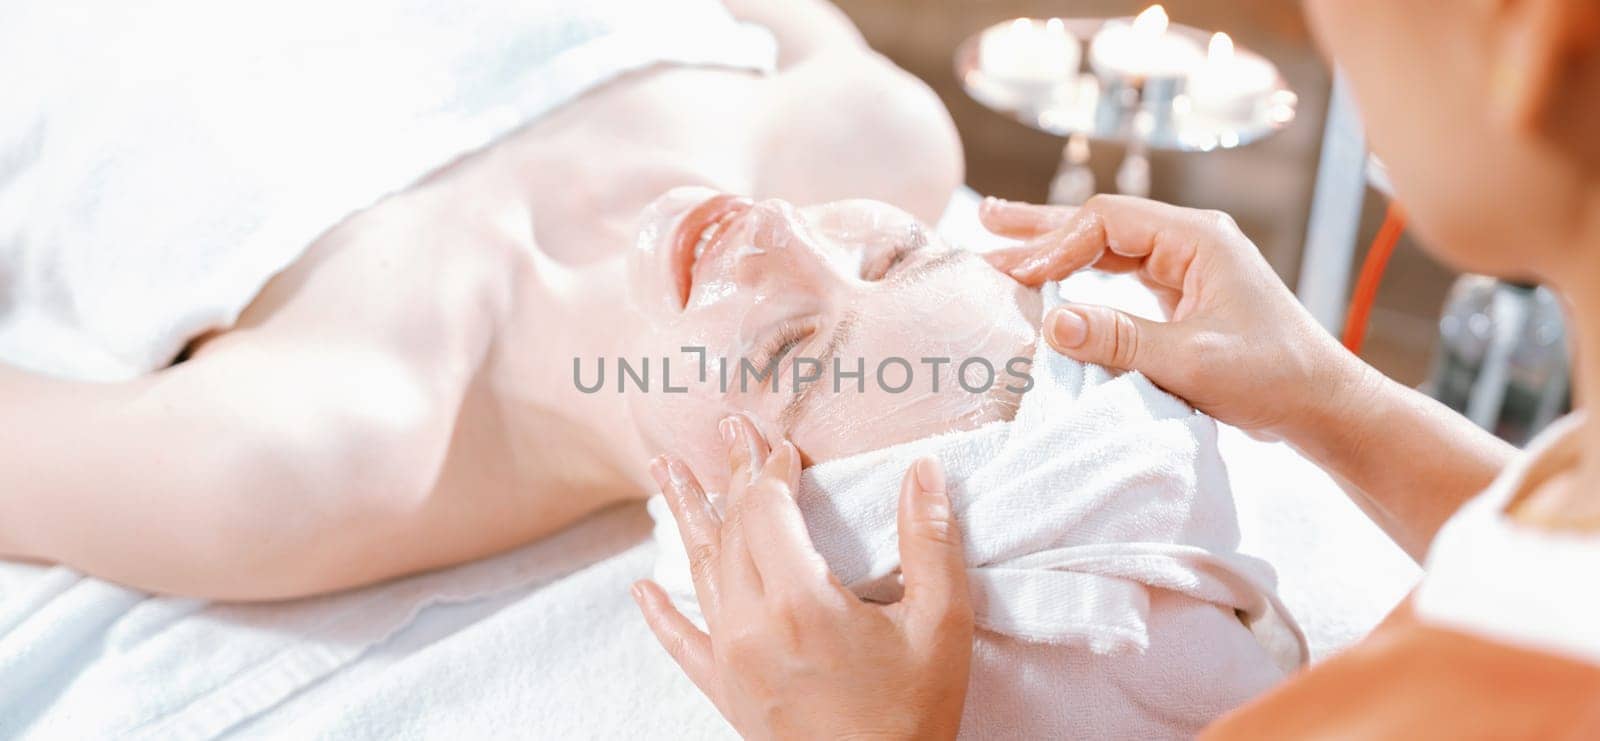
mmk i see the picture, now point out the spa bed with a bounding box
[0,189,1419,739]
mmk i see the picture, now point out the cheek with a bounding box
[789,280,1038,463]
[622,328,740,485]
[885,272,1039,362]
[1305,1,1539,272]
[630,388,734,486]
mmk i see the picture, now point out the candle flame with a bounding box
[1010,17,1033,35]
[1207,32,1235,65]
[1133,5,1169,37]
[1046,17,1065,35]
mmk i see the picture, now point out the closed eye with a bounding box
[755,320,816,371]
[863,224,929,281]
[864,245,913,281]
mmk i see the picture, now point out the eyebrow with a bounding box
[887,249,968,287]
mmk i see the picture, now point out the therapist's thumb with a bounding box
[896,457,971,626]
[1044,304,1177,378]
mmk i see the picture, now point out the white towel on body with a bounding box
[651,281,1308,738]
[0,0,775,381]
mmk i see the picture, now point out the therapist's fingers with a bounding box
[986,243,1143,281]
[1076,195,1228,291]
[717,417,767,600]
[978,197,1076,239]
[652,456,724,619]
[1012,214,1108,282]
[983,195,1237,293]
[1043,303,1182,376]
[738,442,842,596]
[1005,210,1110,286]
[631,580,718,700]
[722,414,770,506]
[893,457,972,633]
[981,243,1037,273]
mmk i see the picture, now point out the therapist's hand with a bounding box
[980,194,1370,439]
[632,414,974,740]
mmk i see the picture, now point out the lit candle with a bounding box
[1186,32,1278,118]
[979,18,1082,89]
[1088,5,1202,82]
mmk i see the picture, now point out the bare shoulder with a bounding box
[720,0,865,63]
[752,42,964,222]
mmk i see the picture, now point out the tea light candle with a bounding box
[1088,5,1202,82]
[1186,32,1278,118]
[979,18,1082,88]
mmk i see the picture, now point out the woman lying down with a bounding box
[0,0,1300,736]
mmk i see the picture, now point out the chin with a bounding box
[1408,213,1544,284]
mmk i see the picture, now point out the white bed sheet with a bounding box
[0,190,1419,739]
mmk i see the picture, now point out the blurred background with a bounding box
[832,0,1455,387]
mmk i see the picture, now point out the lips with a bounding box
[670,194,752,308]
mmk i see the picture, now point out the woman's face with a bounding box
[621,187,1039,489]
[1302,0,1595,279]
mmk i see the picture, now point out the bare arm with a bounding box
[1286,359,1515,559]
[0,187,514,599]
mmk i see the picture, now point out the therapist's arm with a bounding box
[1279,360,1513,558]
[980,195,1515,561]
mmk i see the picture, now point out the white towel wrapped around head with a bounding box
[649,282,1307,738]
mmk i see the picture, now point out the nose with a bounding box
[745,199,809,252]
[738,199,851,287]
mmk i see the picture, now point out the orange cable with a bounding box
[1341,202,1407,354]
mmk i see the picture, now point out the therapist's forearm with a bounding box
[1284,357,1516,561]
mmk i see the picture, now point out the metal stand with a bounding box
[1295,72,1369,333]
[956,17,1297,205]
[1048,134,1096,205]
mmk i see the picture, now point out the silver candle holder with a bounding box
[955,15,1298,202]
